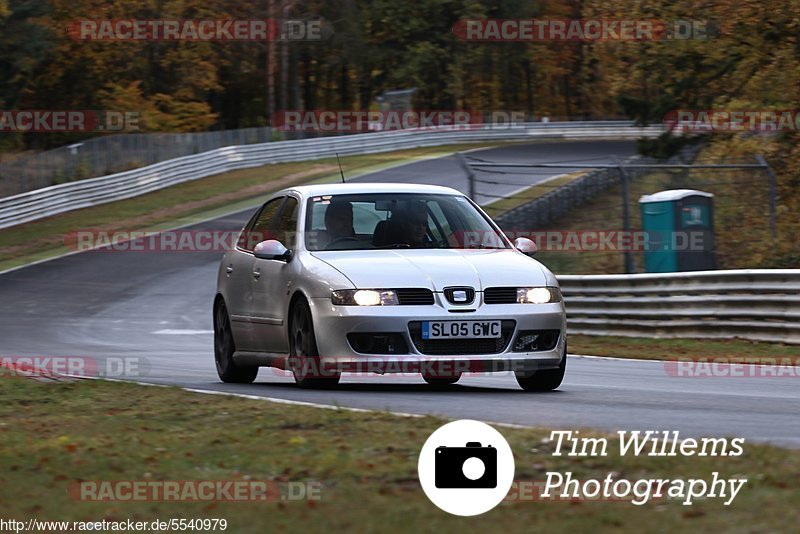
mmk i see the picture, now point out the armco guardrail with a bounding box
[0,121,663,229]
[0,126,273,198]
[558,269,800,344]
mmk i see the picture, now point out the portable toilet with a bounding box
[639,189,715,272]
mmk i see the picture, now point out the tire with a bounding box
[214,300,258,384]
[288,299,340,389]
[422,372,462,387]
[515,343,567,392]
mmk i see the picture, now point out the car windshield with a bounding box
[305,193,509,251]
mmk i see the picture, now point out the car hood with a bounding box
[310,249,548,290]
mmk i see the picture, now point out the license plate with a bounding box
[421,320,502,339]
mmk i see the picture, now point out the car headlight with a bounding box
[331,289,399,306]
[516,287,561,304]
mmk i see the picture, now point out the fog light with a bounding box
[513,330,560,352]
[514,333,540,352]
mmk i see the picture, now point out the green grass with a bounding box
[0,375,798,532]
[570,335,799,363]
[0,142,508,272]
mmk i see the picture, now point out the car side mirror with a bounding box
[253,240,292,261]
[513,237,537,256]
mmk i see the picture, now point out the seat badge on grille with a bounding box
[445,287,474,305]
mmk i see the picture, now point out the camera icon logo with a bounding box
[418,420,515,516]
[435,442,497,488]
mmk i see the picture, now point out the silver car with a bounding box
[214,183,567,390]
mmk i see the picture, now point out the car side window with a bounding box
[238,197,284,252]
[275,197,299,249]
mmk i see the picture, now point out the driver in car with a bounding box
[323,200,355,249]
[394,201,432,248]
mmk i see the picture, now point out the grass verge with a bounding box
[481,171,586,219]
[569,335,799,363]
[0,375,798,532]
[0,142,508,272]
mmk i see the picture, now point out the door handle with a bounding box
[225,266,234,274]
[252,270,261,279]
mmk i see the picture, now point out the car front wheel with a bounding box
[515,343,567,392]
[288,300,341,389]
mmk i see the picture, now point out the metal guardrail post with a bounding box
[456,153,476,200]
[756,155,778,239]
[613,157,635,274]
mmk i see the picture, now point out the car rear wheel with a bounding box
[515,343,567,392]
[289,300,340,389]
[421,372,462,387]
[214,300,258,384]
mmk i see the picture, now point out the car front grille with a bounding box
[395,288,435,305]
[407,320,516,355]
[483,287,517,304]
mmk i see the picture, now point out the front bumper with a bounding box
[308,297,567,374]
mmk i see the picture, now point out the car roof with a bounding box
[282,182,464,198]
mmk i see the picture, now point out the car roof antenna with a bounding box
[336,153,346,183]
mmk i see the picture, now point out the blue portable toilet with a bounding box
[639,189,716,273]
